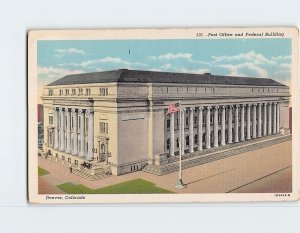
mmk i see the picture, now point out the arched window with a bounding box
[194,134,198,144]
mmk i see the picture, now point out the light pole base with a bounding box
[175,179,187,189]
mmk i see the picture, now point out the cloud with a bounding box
[37,66,84,86]
[54,48,85,57]
[80,56,130,67]
[59,56,147,69]
[148,53,193,60]
[271,55,291,61]
[178,68,210,74]
[212,50,277,65]
[218,62,268,78]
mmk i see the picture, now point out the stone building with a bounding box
[41,69,290,176]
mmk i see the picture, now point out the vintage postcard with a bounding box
[28,27,300,203]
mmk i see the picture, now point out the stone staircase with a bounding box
[71,168,110,181]
[143,134,292,176]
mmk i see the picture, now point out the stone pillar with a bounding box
[66,109,71,153]
[252,104,257,138]
[197,107,203,151]
[263,103,267,136]
[59,107,65,151]
[213,106,219,147]
[228,105,233,144]
[268,103,272,135]
[221,106,226,146]
[273,103,277,134]
[181,108,185,154]
[54,107,59,149]
[246,104,251,140]
[87,109,94,161]
[205,106,211,149]
[170,111,175,156]
[277,103,280,133]
[234,105,239,143]
[72,109,78,156]
[79,109,85,157]
[189,107,194,153]
[257,103,262,137]
[240,105,245,141]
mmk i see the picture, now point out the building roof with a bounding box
[47,69,286,87]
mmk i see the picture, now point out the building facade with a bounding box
[41,69,290,176]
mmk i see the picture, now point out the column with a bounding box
[252,104,257,138]
[87,109,94,161]
[273,103,277,134]
[181,108,185,154]
[72,109,78,155]
[221,106,226,146]
[59,107,65,151]
[79,109,85,157]
[197,107,203,151]
[170,111,175,156]
[277,103,280,133]
[240,105,245,141]
[66,109,71,153]
[189,107,194,153]
[234,105,239,143]
[263,103,267,136]
[213,106,219,147]
[258,103,262,137]
[228,106,233,144]
[246,104,251,140]
[205,106,211,149]
[268,103,272,135]
[54,107,59,149]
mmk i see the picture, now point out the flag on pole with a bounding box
[166,104,180,115]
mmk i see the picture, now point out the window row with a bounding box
[50,88,109,96]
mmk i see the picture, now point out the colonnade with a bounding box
[52,107,94,160]
[168,102,280,156]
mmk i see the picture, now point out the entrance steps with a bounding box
[71,168,110,181]
[143,134,292,176]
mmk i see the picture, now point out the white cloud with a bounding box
[148,53,193,60]
[272,55,291,61]
[37,66,84,85]
[79,57,131,67]
[178,68,210,74]
[218,62,268,78]
[55,48,85,55]
[59,56,147,69]
[212,50,276,65]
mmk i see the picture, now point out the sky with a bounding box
[37,38,292,100]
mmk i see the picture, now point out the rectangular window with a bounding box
[62,155,65,160]
[68,158,71,163]
[99,88,108,96]
[167,119,170,129]
[75,160,78,165]
[49,116,53,124]
[100,122,108,134]
[85,118,88,133]
[48,89,53,96]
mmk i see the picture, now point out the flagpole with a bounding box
[175,101,186,189]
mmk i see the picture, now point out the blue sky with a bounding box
[37,39,291,88]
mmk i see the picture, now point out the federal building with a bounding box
[41,69,290,177]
